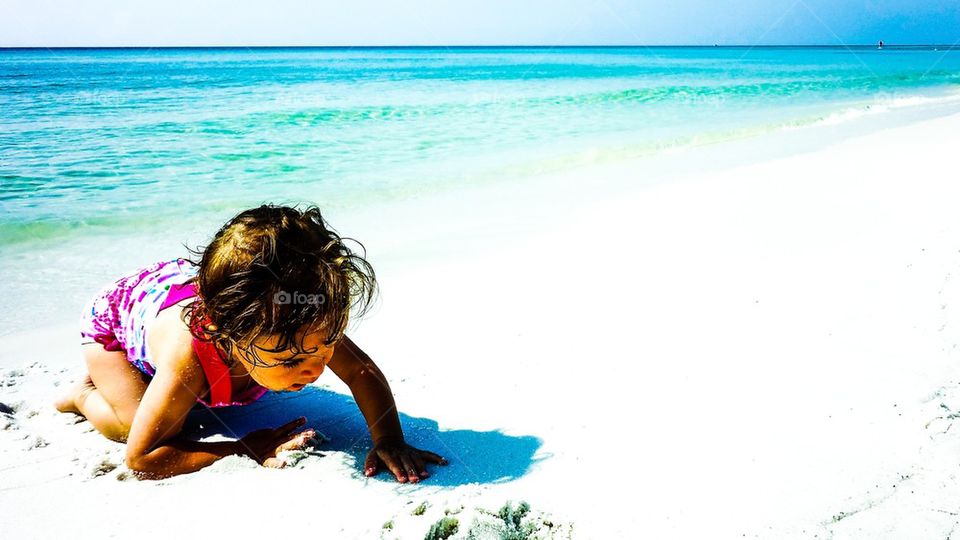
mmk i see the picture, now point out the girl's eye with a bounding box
[279,357,305,368]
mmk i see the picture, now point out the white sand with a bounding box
[4,107,960,539]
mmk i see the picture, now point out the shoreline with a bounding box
[5,90,960,339]
[332,92,960,274]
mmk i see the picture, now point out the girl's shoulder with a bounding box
[145,301,207,394]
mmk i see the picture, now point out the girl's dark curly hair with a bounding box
[181,204,377,368]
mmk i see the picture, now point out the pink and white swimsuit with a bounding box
[79,258,268,408]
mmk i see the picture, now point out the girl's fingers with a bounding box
[271,425,310,448]
[378,451,406,483]
[419,449,448,465]
[274,417,307,436]
[364,451,379,477]
[411,453,427,478]
[283,428,314,443]
[399,453,420,483]
[262,456,286,469]
[275,430,313,452]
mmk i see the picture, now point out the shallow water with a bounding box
[3,46,959,244]
[1,46,959,334]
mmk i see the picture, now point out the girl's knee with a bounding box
[73,385,134,442]
[97,404,133,442]
[103,405,135,442]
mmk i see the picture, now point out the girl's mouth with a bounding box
[289,383,305,391]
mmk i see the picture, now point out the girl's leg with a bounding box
[55,344,149,442]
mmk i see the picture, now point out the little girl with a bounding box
[55,204,446,481]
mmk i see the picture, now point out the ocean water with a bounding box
[2,46,960,333]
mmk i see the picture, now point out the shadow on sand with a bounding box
[182,387,543,487]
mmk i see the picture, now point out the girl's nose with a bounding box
[301,363,324,379]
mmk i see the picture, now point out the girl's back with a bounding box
[80,258,197,377]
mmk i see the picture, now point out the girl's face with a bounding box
[237,327,338,392]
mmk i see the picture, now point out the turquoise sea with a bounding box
[2,46,960,333]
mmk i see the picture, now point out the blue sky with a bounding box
[1,0,958,47]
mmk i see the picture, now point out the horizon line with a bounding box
[2,43,957,50]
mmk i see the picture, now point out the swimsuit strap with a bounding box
[158,280,197,311]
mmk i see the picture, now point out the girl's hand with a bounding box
[239,417,316,469]
[364,437,448,483]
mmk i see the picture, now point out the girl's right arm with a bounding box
[124,354,236,478]
[124,353,312,479]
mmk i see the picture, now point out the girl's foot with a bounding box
[54,374,95,414]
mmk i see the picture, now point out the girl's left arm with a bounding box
[328,335,447,483]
